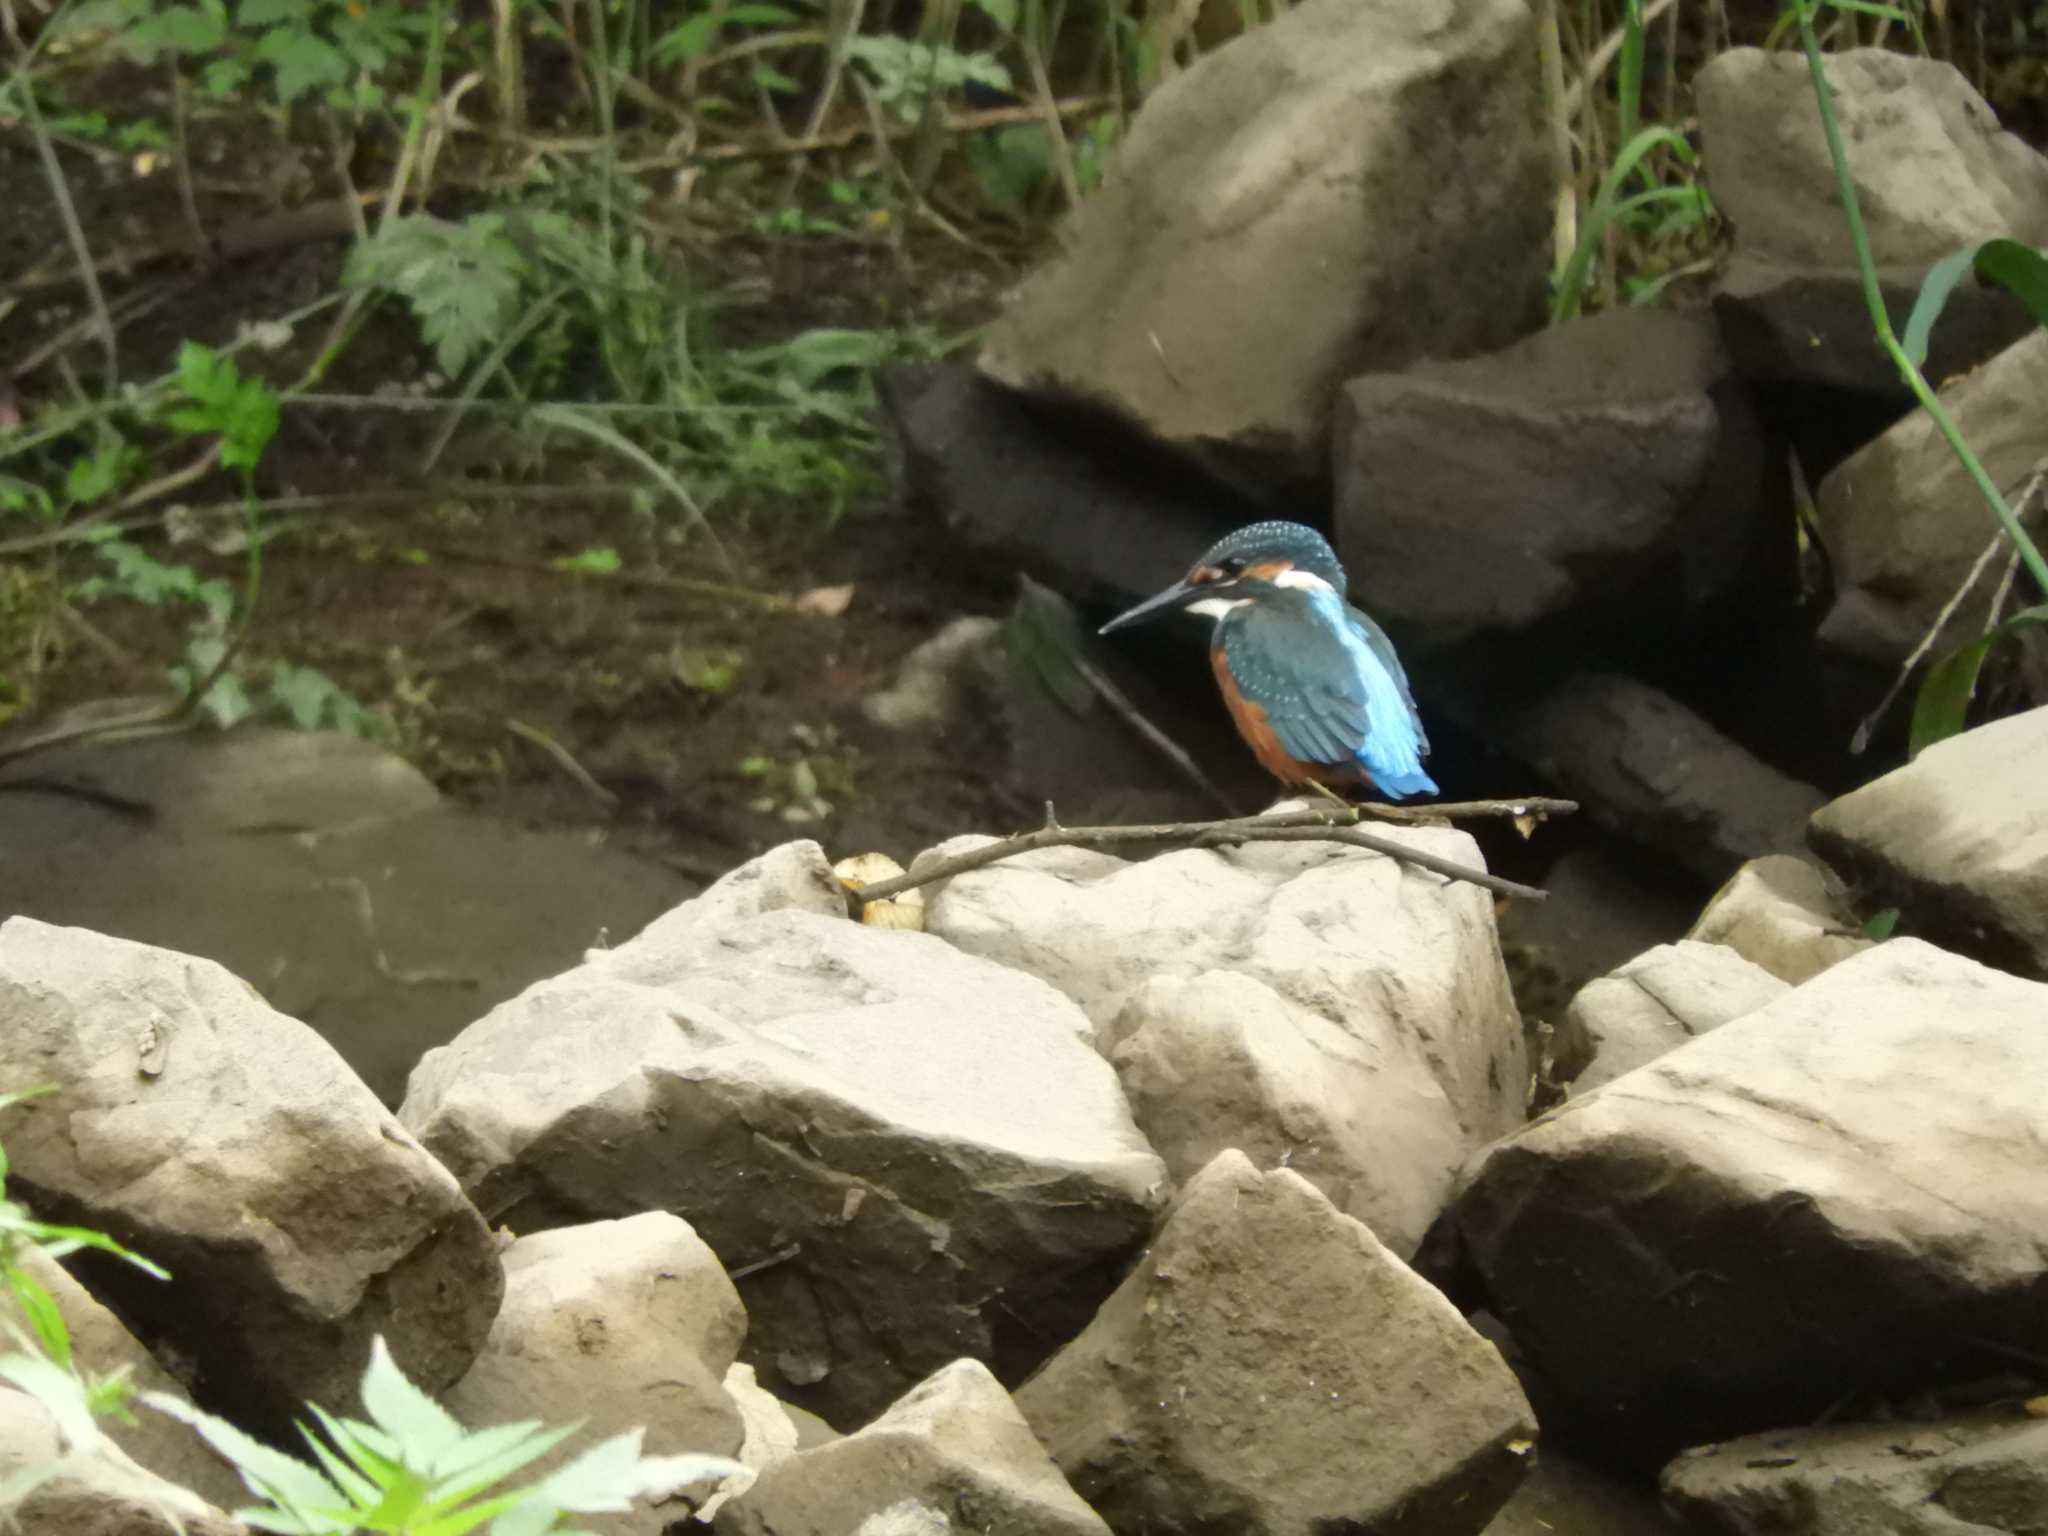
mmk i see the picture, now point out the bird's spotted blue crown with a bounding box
[1098,521,1437,802]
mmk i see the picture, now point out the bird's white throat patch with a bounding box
[1272,568,1335,593]
[1187,596,1252,619]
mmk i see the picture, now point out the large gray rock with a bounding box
[1450,939,2048,1461]
[0,918,502,1438]
[401,843,1167,1427]
[442,1213,748,1535]
[1018,1150,1537,1536]
[1696,48,2048,398]
[922,824,1528,1252]
[1101,970,1466,1256]
[1661,1413,2048,1535]
[979,0,1547,486]
[1558,941,1789,1094]
[1809,704,2048,981]
[714,1359,1110,1536]
[1335,306,1785,658]
[1814,331,2048,664]
[1684,854,1872,985]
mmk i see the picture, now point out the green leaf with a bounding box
[1551,124,1697,323]
[1904,238,2048,369]
[1006,575,1096,717]
[425,1421,578,1511]
[145,1391,352,1528]
[1972,238,2048,331]
[1862,906,1900,940]
[345,215,534,378]
[0,1352,103,1447]
[359,1336,468,1468]
[257,25,351,103]
[969,0,1019,29]
[240,0,313,22]
[204,55,255,94]
[549,547,621,576]
[671,647,743,694]
[1901,246,1979,369]
[652,12,722,63]
[130,3,229,53]
[0,1086,57,1115]
[268,663,345,730]
[5,1269,75,1369]
[1908,604,2048,756]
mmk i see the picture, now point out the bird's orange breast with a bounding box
[1211,647,1327,788]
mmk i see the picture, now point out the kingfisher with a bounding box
[1098,521,1438,802]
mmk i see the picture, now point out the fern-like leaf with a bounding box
[344,215,534,378]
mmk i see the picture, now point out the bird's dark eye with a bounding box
[1217,556,1247,578]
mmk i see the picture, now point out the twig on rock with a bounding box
[844,799,1572,914]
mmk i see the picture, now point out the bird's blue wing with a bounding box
[1345,606,1431,757]
[1221,589,1436,799]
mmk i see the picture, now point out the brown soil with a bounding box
[1,109,1048,881]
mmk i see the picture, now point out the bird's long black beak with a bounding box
[1098,579,1201,636]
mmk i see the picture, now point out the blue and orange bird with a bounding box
[1098,521,1439,802]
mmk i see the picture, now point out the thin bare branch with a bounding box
[844,801,1566,912]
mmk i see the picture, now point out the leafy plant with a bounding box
[846,37,1013,124]
[150,1338,738,1536]
[1551,0,1718,320]
[59,0,433,109]
[0,1090,740,1534]
[1788,0,2048,750]
[0,1085,209,1532]
[344,217,537,380]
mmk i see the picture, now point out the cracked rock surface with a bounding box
[0,916,502,1438]
[923,828,1526,1254]
[401,842,1167,1426]
[1018,1150,1536,1536]
[1449,938,2048,1462]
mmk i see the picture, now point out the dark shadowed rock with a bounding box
[17,1250,245,1512]
[1808,704,2048,981]
[714,1359,1110,1536]
[878,362,1251,610]
[1696,48,2048,399]
[1017,1150,1537,1536]
[1474,669,1828,883]
[0,918,503,1439]
[979,0,1547,487]
[400,843,1166,1427]
[1813,331,2048,666]
[1684,855,1872,985]
[1451,939,2048,1463]
[1661,1413,2048,1535]
[1335,307,1786,658]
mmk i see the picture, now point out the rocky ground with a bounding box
[6,1,2048,1534]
